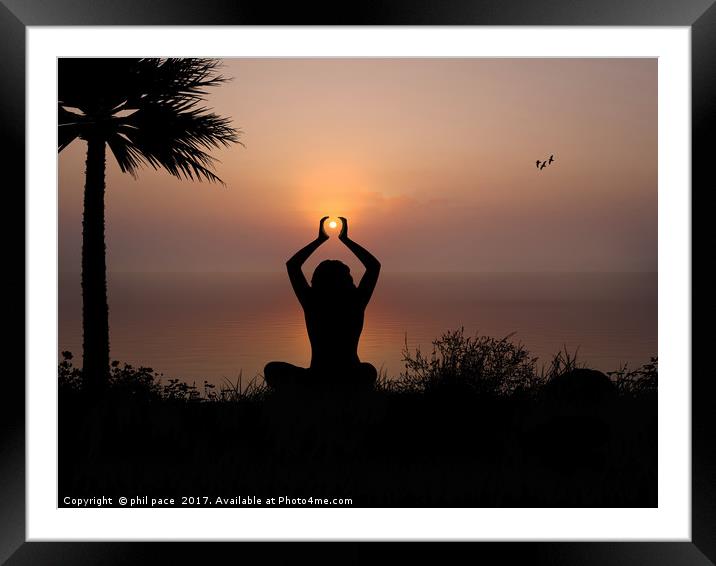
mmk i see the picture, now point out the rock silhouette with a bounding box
[532,368,619,472]
[543,368,617,408]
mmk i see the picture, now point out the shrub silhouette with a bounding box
[60,332,656,402]
[397,328,541,396]
[59,351,267,403]
[608,357,658,396]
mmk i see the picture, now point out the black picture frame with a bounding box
[4,1,713,563]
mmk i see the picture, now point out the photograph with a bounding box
[57,56,658,509]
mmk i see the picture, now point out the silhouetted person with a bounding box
[540,161,547,170]
[548,154,555,164]
[536,159,542,169]
[264,217,380,391]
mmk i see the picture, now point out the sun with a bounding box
[328,220,338,229]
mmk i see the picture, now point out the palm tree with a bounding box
[58,58,241,393]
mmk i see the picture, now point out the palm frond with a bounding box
[131,59,230,104]
[58,57,241,181]
[58,58,139,115]
[112,99,241,183]
[58,106,87,152]
[106,133,143,178]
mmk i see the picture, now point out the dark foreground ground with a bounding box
[59,330,657,508]
[59,383,656,508]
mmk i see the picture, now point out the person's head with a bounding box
[311,260,355,293]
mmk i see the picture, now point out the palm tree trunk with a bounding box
[81,135,110,393]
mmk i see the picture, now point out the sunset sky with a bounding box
[59,58,657,276]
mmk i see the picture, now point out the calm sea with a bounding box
[59,272,657,387]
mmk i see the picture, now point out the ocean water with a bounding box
[59,272,657,386]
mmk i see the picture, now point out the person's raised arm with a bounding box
[338,217,381,305]
[286,216,329,306]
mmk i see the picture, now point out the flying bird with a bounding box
[535,154,556,171]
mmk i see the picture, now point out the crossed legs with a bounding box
[264,361,377,391]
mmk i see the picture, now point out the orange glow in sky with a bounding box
[59,58,657,275]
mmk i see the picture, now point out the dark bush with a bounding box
[397,328,541,396]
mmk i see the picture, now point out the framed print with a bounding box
[4,0,714,563]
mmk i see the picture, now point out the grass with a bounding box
[58,329,657,508]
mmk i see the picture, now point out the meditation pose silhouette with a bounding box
[264,217,381,391]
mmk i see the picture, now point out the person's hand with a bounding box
[318,216,330,242]
[338,217,349,241]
